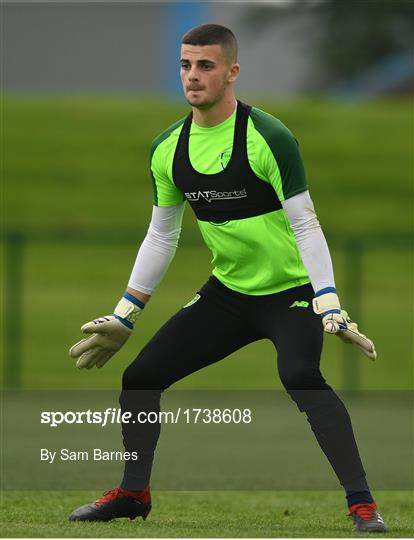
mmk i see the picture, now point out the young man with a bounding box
[69,24,385,533]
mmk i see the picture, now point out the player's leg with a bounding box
[254,283,385,531]
[119,284,260,491]
[69,278,261,521]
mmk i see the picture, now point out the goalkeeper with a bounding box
[69,24,385,533]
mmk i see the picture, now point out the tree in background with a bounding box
[244,0,414,88]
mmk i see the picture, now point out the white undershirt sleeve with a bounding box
[127,203,185,295]
[281,191,336,293]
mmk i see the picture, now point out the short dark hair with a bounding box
[182,24,238,64]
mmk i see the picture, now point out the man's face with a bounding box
[180,44,238,109]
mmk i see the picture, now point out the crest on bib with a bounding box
[220,148,232,169]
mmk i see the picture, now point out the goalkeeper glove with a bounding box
[69,292,145,369]
[312,287,377,361]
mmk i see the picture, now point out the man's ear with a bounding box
[228,63,240,83]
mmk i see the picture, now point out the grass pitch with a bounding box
[1,98,412,538]
[1,490,413,537]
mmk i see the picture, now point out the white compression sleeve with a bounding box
[282,191,336,293]
[127,203,185,294]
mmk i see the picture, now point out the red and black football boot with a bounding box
[69,486,151,522]
[348,502,386,533]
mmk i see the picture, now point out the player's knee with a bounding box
[279,365,326,391]
[122,363,139,390]
[122,355,156,390]
[122,344,170,390]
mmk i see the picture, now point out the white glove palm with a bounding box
[69,294,144,369]
[313,289,377,361]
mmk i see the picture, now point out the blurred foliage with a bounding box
[244,0,414,84]
[316,0,414,81]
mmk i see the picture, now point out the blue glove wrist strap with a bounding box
[315,286,337,297]
[123,292,145,310]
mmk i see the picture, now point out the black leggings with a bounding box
[119,277,366,490]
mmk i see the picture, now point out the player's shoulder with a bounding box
[248,106,302,166]
[150,116,187,162]
[249,106,296,144]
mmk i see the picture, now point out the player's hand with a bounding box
[69,293,144,369]
[312,288,377,361]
